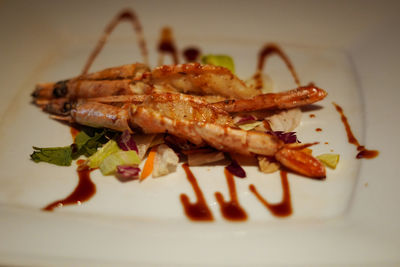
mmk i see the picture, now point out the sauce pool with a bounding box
[215,168,247,221]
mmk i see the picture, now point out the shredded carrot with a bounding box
[140,146,158,181]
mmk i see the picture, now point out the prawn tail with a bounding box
[275,146,326,179]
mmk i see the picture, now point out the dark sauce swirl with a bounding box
[215,168,247,221]
[333,102,379,159]
[249,171,292,217]
[253,43,301,90]
[81,9,148,75]
[43,161,96,211]
[180,164,214,221]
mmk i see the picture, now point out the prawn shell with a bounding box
[130,106,282,156]
[71,101,131,132]
[151,63,259,99]
[78,63,149,80]
[275,147,326,179]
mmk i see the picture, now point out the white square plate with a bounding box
[0,1,399,266]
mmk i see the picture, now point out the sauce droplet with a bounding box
[333,102,379,159]
[215,168,247,221]
[309,114,316,118]
[42,163,96,211]
[249,171,292,217]
[158,27,179,65]
[81,9,148,75]
[316,128,322,132]
[183,47,201,62]
[356,149,379,159]
[180,164,214,221]
[253,43,301,90]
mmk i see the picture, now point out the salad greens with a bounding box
[31,146,73,166]
[30,128,142,179]
[100,150,140,175]
[73,128,109,158]
[201,54,235,73]
[87,139,120,169]
[317,153,340,169]
[30,127,110,166]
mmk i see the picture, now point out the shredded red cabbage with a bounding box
[226,160,246,178]
[268,131,300,144]
[234,115,258,125]
[118,131,138,152]
[116,165,140,182]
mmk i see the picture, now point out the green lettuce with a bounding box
[87,139,120,169]
[201,54,235,73]
[30,127,113,166]
[31,146,73,166]
[100,151,141,175]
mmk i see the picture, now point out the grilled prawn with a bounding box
[32,62,258,105]
[43,85,326,117]
[52,93,326,179]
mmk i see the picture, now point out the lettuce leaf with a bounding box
[100,150,141,175]
[72,129,107,158]
[31,127,112,166]
[87,139,120,169]
[30,146,73,166]
[201,54,235,73]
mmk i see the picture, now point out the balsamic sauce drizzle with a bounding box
[215,168,248,221]
[183,47,201,62]
[180,164,214,221]
[333,102,379,159]
[253,43,301,90]
[158,27,179,65]
[249,171,292,217]
[81,9,148,75]
[43,161,96,211]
